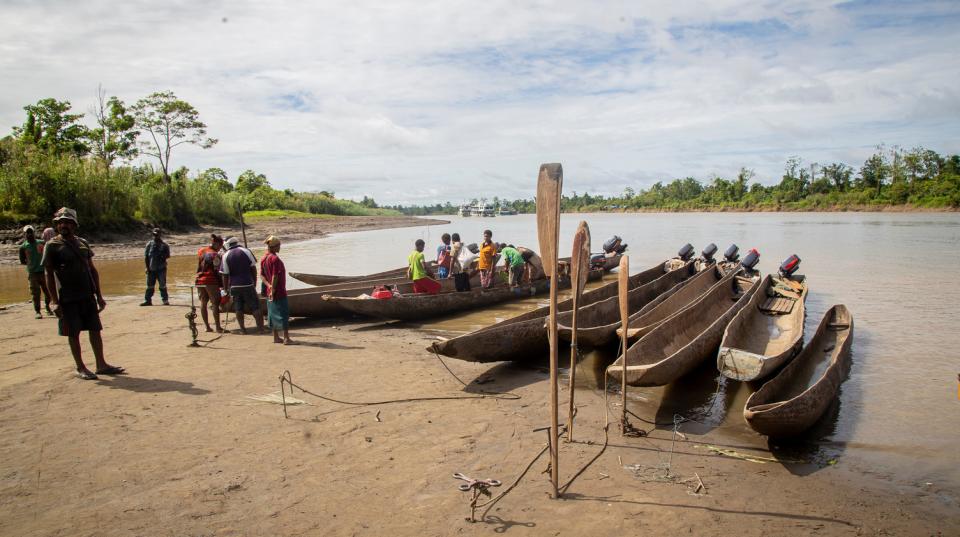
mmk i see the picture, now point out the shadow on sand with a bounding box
[96,375,210,395]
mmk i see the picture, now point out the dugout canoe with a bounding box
[606,269,760,387]
[556,260,696,347]
[290,263,436,287]
[744,305,853,437]
[615,265,736,343]
[321,272,590,321]
[428,259,668,363]
[717,274,808,382]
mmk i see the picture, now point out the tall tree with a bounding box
[131,91,217,182]
[12,98,90,156]
[235,169,270,194]
[88,86,137,169]
[198,167,234,192]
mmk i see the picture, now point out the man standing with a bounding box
[42,207,124,380]
[19,225,52,319]
[221,237,264,334]
[436,233,452,279]
[478,230,498,289]
[408,239,441,294]
[195,234,224,333]
[141,228,171,306]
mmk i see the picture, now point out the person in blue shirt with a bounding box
[141,228,171,306]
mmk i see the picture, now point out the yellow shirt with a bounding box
[408,250,428,280]
[478,242,497,270]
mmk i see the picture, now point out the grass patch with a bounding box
[244,209,337,220]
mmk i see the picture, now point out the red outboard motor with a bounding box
[779,254,801,278]
[741,248,760,271]
[590,254,607,270]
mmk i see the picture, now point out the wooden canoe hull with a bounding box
[556,261,696,347]
[323,269,602,321]
[607,269,760,387]
[290,265,416,286]
[429,260,667,363]
[717,274,808,381]
[617,265,730,342]
[744,305,853,437]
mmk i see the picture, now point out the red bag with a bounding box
[371,286,394,299]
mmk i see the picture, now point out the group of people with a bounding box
[190,233,294,345]
[406,229,546,294]
[15,206,298,381]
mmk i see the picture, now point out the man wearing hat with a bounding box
[18,224,52,319]
[41,207,124,380]
[220,236,264,334]
[142,228,171,306]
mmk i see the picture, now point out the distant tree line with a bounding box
[392,147,960,215]
[0,91,395,231]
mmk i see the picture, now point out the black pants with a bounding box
[454,272,471,292]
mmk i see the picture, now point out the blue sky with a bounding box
[1,0,958,204]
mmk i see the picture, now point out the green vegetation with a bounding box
[0,93,397,232]
[394,147,960,215]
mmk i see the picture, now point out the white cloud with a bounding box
[1,0,958,203]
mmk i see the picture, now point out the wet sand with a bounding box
[0,296,955,536]
[0,215,447,266]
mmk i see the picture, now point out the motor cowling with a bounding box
[701,243,718,262]
[779,254,801,278]
[741,248,760,270]
[602,236,628,254]
[724,244,739,262]
[590,253,607,270]
[677,243,695,261]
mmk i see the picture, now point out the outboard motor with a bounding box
[466,243,479,254]
[590,253,608,270]
[677,243,695,262]
[700,243,718,263]
[779,254,801,278]
[602,236,628,255]
[741,248,760,271]
[724,244,740,263]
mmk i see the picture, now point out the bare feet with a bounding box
[75,369,98,380]
[283,339,297,345]
[205,327,213,333]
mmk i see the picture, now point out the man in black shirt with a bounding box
[142,228,171,306]
[42,207,124,380]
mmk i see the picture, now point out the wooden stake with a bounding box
[567,221,590,442]
[237,202,249,248]
[618,255,630,434]
[536,163,562,499]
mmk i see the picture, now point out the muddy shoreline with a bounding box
[0,215,447,266]
[0,295,956,536]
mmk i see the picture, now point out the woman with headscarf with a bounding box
[259,235,295,345]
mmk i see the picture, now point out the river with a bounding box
[1,212,958,493]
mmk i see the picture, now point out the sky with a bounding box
[2,0,959,204]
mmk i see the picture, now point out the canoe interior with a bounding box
[722,274,808,358]
[631,269,752,367]
[622,264,727,339]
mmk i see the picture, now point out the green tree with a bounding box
[822,163,852,192]
[12,98,90,156]
[131,91,217,182]
[235,169,269,194]
[88,86,137,169]
[197,167,234,192]
[859,152,888,196]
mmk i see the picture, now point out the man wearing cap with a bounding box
[195,234,225,333]
[221,236,264,334]
[18,225,52,318]
[42,207,124,380]
[141,228,171,306]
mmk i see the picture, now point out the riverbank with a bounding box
[0,215,447,266]
[0,296,954,536]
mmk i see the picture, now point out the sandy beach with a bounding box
[0,292,955,536]
[0,215,447,266]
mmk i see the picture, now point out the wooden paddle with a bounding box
[618,255,630,435]
[567,221,591,442]
[536,163,562,499]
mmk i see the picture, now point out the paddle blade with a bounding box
[618,255,630,327]
[536,163,563,277]
[571,221,591,296]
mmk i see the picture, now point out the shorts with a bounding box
[197,284,221,302]
[230,286,260,314]
[58,298,102,337]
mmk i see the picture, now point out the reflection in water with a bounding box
[2,212,958,489]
